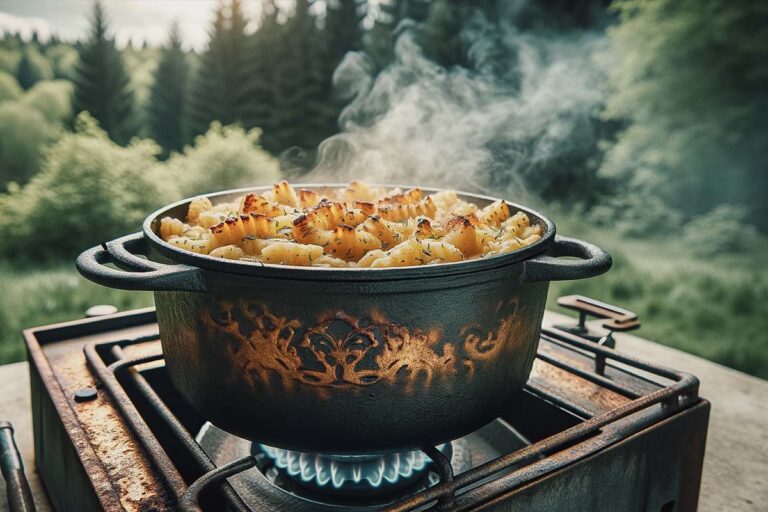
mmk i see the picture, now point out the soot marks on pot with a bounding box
[200,300,525,398]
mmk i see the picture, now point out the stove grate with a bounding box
[82,325,699,512]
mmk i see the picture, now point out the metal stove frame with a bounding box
[24,307,709,512]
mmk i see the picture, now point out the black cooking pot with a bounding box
[76,185,610,454]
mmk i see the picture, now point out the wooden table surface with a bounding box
[1,311,766,511]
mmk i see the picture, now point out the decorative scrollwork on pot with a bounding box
[201,300,527,397]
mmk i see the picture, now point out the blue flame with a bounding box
[259,445,438,489]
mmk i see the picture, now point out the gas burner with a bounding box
[197,423,471,508]
[258,444,440,490]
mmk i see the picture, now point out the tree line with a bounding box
[2,0,766,233]
[72,0,507,160]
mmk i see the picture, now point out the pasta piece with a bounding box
[197,210,227,229]
[292,215,332,246]
[354,201,377,216]
[419,239,463,263]
[360,239,462,268]
[326,224,382,261]
[500,211,531,240]
[357,250,386,267]
[240,236,268,256]
[168,237,212,254]
[378,197,437,223]
[361,216,404,249]
[305,200,347,230]
[266,180,300,207]
[209,214,280,248]
[298,189,320,208]
[448,199,478,218]
[414,218,441,240]
[520,225,542,239]
[261,241,324,266]
[480,200,511,227]
[342,208,368,227]
[187,197,213,224]
[311,255,349,267]
[475,228,498,252]
[430,190,459,212]
[342,180,383,203]
[210,245,244,260]
[182,226,208,240]
[159,217,185,239]
[241,194,284,217]
[442,216,482,257]
[379,187,422,206]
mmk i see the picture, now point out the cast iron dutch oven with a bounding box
[76,184,611,454]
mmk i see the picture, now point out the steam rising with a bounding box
[310,8,607,200]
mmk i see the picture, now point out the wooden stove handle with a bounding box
[557,295,641,331]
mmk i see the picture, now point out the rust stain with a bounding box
[462,298,540,376]
[202,300,532,398]
[50,343,173,512]
[529,360,631,415]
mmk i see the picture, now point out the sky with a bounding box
[0,1,268,50]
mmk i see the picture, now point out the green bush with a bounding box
[0,102,58,187]
[0,49,20,76]
[683,204,759,257]
[587,168,683,237]
[16,47,54,90]
[22,79,73,123]
[0,113,172,260]
[167,123,280,198]
[45,44,79,80]
[0,71,22,102]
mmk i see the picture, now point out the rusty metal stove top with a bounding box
[23,299,710,512]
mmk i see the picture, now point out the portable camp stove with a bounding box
[22,296,709,511]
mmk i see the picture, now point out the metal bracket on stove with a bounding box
[554,295,641,375]
[555,295,640,342]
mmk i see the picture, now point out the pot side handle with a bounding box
[76,232,206,292]
[523,235,611,282]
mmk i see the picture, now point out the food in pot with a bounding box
[158,180,542,267]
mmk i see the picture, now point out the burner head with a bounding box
[196,421,471,509]
[258,444,440,492]
[254,442,470,506]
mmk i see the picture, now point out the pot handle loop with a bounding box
[523,235,611,282]
[76,232,207,292]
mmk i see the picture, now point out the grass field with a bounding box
[548,218,768,379]
[1,230,767,379]
[0,263,153,363]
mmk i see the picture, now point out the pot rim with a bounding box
[142,183,556,280]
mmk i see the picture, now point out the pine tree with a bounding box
[240,0,281,145]
[420,0,494,69]
[265,0,328,156]
[325,0,365,60]
[72,1,136,145]
[148,22,190,156]
[364,0,430,69]
[16,50,37,90]
[16,47,53,90]
[313,0,366,142]
[185,0,250,140]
